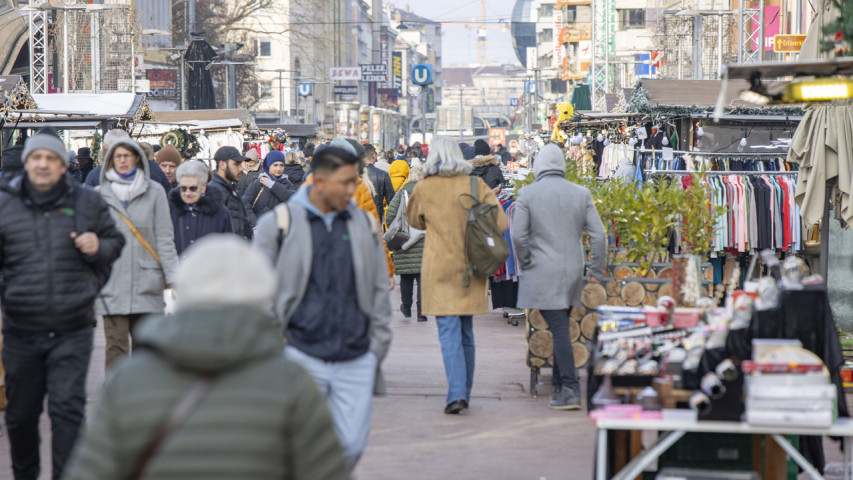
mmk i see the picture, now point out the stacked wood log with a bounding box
[525,263,714,371]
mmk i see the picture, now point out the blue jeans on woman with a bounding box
[435,315,475,404]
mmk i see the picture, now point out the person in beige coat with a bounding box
[96,139,179,368]
[407,135,508,415]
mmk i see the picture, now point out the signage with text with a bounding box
[334,85,358,96]
[488,128,506,147]
[361,63,388,82]
[392,52,403,94]
[774,34,807,53]
[330,67,362,81]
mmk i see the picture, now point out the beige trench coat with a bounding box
[407,175,508,316]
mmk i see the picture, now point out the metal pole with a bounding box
[459,88,463,139]
[279,71,285,124]
[717,14,723,79]
[180,51,186,110]
[737,0,744,63]
[693,16,703,79]
[63,11,69,93]
[228,63,237,109]
[131,41,135,92]
[759,0,765,62]
[422,89,427,143]
[91,11,98,92]
[188,0,196,36]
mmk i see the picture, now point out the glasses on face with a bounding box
[180,185,199,193]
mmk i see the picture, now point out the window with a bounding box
[538,29,553,44]
[257,39,272,57]
[538,4,553,17]
[617,9,645,30]
[260,81,272,99]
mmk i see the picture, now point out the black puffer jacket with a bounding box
[240,177,296,226]
[236,168,262,198]
[365,164,394,217]
[207,174,251,238]
[471,155,505,190]
[168,186,233,255]
[284,163,305,188]
[0,173,125,335]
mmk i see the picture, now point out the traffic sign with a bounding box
[510,97,519,107]
[508,139,519,152]
[411,64,434,85]
[774,34,806,53]
[297,83,313,96]
[526,81,536,94]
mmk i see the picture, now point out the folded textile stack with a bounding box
[744,339,836,427]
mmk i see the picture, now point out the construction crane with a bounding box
[441,0,509,64]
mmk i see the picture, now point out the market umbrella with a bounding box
[787,0,851,227]
[185,37,217,110]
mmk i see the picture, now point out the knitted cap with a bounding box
[474,139,491,156]
[22,133,69,165]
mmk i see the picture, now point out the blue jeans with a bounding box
[284,347,377,469]
[435,315,475,404]
[3,325,94,480]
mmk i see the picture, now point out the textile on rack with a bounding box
[598,143,633,178]
[491,197,520,309]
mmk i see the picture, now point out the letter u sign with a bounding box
[411,64,433,86]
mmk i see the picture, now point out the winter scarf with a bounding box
[105,167,147,208]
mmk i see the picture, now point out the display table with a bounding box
[594,417,853,480]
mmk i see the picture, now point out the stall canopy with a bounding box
[150,109,255,132]
[256,123,318,138]
[3,93,152,130]
[638,79,784,109]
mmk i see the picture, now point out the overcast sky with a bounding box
[400,0,520,66]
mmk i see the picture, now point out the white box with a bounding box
[746,408,834,427]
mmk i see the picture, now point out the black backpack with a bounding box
[459,176,509,287]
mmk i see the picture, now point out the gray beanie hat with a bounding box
[533,143,566,178]
[22,133,70,165]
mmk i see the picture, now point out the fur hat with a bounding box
[155,145,182,166]
[175,235,277,310]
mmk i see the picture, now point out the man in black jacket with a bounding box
[362,143,394,218]
[207,146,250,238]
[0,132,125,480]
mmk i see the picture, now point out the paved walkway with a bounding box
[0,287,848,479]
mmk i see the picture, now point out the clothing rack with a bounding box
[636,148,789,157]
[645,170,798,176]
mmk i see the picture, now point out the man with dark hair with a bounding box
[362,143,394,218]
[254,137,392,470]
[0,132,125,479]
[207,146,250,238]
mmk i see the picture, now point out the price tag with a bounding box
[636,128,648,140]
[662,147,674,160]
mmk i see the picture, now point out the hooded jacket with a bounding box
[512,144,607,309]
[471,155,504,190]
[235,167,262,198]
[85,160,172,193]
[168,186,233,255]
[388,160,410,191]
[96,140,180,316]
[384,181,424,275]
[284,163,305,188]
[0,173,125,335]
[241,154,296,227]
[63,306,350,480]
[365,164,394,216]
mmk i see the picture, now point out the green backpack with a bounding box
[459,176,509,287]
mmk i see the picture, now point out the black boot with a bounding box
[400,303,412,318]
[416,301,427,322]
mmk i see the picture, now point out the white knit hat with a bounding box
[175,235,277,310]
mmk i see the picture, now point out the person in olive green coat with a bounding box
[385,159,426,321]
[63,236,349,480]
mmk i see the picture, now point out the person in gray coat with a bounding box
[511,142,606,410]
[96,139,179,369]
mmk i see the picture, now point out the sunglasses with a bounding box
[180,186,199,192]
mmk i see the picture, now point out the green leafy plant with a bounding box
[821,0,853,54]
[91,132,102,165]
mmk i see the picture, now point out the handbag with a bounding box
[384,190,410,250]
[401,191,425,251]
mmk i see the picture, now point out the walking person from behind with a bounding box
[254,138,392,468]
[363,143,394,218]
[241,150,296,227]
[407,136,508,414]
[385,158,427,321]
[283,150,306,188]
[0,132,125,479]
[168,161,232,255]
[64,236,350,480]
[510,143,606,410]
[207,146,250,238]
[97,139,179,369]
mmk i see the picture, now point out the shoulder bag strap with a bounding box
[461,176,478,288]
[128,377,214,480]
[252,184,266,209]
[112,207,162,266]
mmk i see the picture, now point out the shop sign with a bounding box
[334,85,358,96]
[556,0,591,5]
[330,67,362,81]
[553,11,564,66]
[774,35,806,53]
[361,64,388,82]
[392,52,403,94]
[488,127,506,147]
[146,68,176,89]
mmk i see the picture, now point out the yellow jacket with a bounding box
[389,160,410,191]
